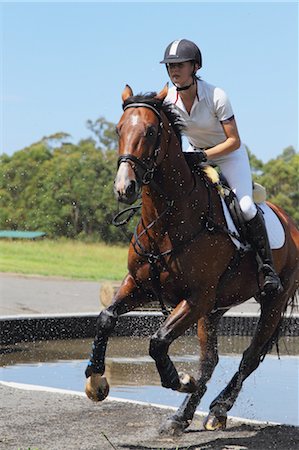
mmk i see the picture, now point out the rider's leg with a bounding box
[215,144,282,294]
[245,208,283,293]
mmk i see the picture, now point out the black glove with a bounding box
[184,151,208,171]
[194,150,208,163]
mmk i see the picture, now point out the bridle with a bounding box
[114,101,175,229]
[114,101,174,316]
[117,102,164,186]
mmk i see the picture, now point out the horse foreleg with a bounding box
[85,273,144,402]
[205,293,288,431]
[162,310,225,435]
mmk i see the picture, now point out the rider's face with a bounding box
[167,61,195,87]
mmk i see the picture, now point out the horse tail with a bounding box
[286,284,299,315]
[259,285,298,362]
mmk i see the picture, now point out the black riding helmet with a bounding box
[160,39,202,67]
[160,39,202,91]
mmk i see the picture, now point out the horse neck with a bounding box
[141,117,206,223]
[153,117,195,197]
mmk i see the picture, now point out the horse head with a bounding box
[114,84,169,204]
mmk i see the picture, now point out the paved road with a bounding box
[1,382,298,450]
[0,273,102,316]
[0,273,261,317]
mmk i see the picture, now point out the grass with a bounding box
[0,239,128,281]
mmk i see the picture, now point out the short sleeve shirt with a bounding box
[164,79,234,150]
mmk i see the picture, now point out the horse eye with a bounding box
[146,126,155,138]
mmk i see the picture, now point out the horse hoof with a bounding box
[159,416,190,436]
[177,372,197,393]
[203,413,227,431]
[85,374,109,402]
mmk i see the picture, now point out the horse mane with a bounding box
[122,92,185,146]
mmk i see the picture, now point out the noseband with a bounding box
[118,102,164,185]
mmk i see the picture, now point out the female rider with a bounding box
[160,38,282,294]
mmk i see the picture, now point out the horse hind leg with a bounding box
[204,289,290,431]
[161,310,225,435]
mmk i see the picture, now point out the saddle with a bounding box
[184,153,267,244]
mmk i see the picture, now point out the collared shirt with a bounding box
[164,79,234,150]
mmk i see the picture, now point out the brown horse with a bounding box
[85,84,299,434]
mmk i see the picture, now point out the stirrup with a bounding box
[262,264,283,294]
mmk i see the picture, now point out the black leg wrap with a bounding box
[149,335,180,390]
[159,356,181,390]
[85,336,108,378]
[85,309,117,378]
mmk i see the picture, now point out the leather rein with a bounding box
[113,102,175,228]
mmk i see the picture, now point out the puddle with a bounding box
[0,336,298,426]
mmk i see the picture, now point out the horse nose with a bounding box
[114,179,137,204]
[125,180,137,198]
[114,163,139,204]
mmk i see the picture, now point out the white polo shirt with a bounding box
[164,79,234,151]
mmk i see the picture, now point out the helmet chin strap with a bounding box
[173,63,197,92]
[176,76,195,91]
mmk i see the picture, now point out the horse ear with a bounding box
[155,83,169,102]
[122,84,133,102]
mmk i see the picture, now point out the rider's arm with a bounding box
[205,117,241,160]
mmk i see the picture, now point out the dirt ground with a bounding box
[0,383,298,450]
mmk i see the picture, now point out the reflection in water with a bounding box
[0,336,298,426]
[1,335,299,367]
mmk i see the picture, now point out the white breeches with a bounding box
[212,144,257,222]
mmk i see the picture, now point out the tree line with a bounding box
[0,117,298,243]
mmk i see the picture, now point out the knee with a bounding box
[96,309,117,334]
[149,331,171,360]
[239,195,257,221]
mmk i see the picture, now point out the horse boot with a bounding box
[246,209,283,294]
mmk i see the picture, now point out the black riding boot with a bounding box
[246,209,283,294]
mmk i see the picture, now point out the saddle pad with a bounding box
[221,199,285,250]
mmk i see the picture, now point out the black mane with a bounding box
[122,92,185,146]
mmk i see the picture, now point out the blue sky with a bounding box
[0,1,298,162]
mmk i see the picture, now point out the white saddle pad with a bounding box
[221,199,285,250]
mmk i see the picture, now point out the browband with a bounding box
[123,103,162,122]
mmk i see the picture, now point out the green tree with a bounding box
[279,145,296,163]
[257,147,298,224]
[0,142,52,230]
[86,116,118,151]
[246,146,264,178]
[0,119,124,241]
[34,141,119,239]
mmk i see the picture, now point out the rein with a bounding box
[114,101,175,316]
[113,102,175,234]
